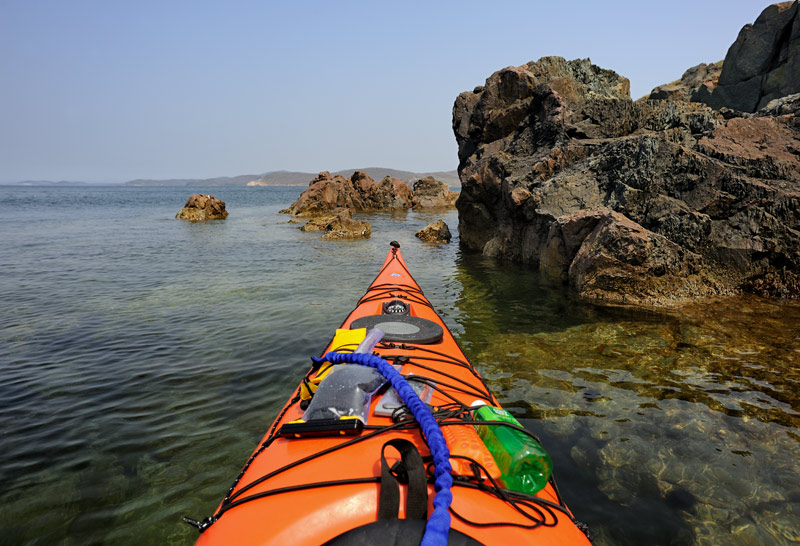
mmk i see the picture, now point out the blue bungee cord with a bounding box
[322,351,453,546]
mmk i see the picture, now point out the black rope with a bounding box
[381,343,497,406]
[403,368,493,403]
[225,420,411,506]
[218,477,381,518]
[382,352,494,401]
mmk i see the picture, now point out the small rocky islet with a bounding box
[175,193,229,221]
[280,170,457,240]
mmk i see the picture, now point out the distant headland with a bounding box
[124,168,459,187]
[2,168,459,188]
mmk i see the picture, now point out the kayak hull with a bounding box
[194,245,592,546]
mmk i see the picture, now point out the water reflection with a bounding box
[452,251,800,545]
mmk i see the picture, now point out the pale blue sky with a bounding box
[0,1,767,182]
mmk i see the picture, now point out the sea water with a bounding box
[0,185,798,545]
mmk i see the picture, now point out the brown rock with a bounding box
[561,209,717,306]
[743,268,800,298]
[412,176,459,208]
[647,61,723,102]
[300,208,371,240]
[175,193,228,221]
[415,220,452,243]
[374,176,415,209]
[282,172,413,217]
[452,55,800,306]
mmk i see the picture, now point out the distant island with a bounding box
[123,168,460,187]
[3,168,459,188]
[122,174,260,187]
[10,180,93,186]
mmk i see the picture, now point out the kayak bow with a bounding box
[190,242,592,545]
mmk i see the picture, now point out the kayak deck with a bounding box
[192,244,592,545]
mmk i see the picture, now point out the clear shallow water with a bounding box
[1,186,798,545]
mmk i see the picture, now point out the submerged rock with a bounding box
[175,194,228,221]
[452,53,800,306]
[415,220,452,243]
[300,208,371,240]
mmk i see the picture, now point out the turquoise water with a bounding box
[1,186,798,545]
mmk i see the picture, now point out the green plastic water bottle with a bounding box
[472,404,553,494]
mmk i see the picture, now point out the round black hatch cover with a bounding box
[350,314,443,344]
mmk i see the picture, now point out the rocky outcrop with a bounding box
[412,177,459,208]
[281,171,414,217]
[175,194,228,221]
[372,175,416,210]
[540,209,719,306]
[647,61,723,103]
[700,2,800,112]
[416,220,452,243]
[453,55,800,306]
[282,171,458,217]
[300,208,371,240]
[760,91,800,115]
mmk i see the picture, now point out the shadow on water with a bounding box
[452,250,800,546]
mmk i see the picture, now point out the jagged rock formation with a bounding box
[300,208,371,240]
[280,171,414,217]
[416,220,452,243]
[412,177,459,208]
[281,171,457,217]
[701,1,800,112]
[647,61,723,103]
[453,55,800,306]
[175,194,228,221]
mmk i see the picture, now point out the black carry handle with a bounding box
[378,438,428,521]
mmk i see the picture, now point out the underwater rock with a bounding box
[300,207,371,240]
[175,194,228,221]
[415,220,452,243]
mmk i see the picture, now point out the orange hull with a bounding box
[194,244,592,546]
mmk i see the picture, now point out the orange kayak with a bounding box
[188,243,592,545]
